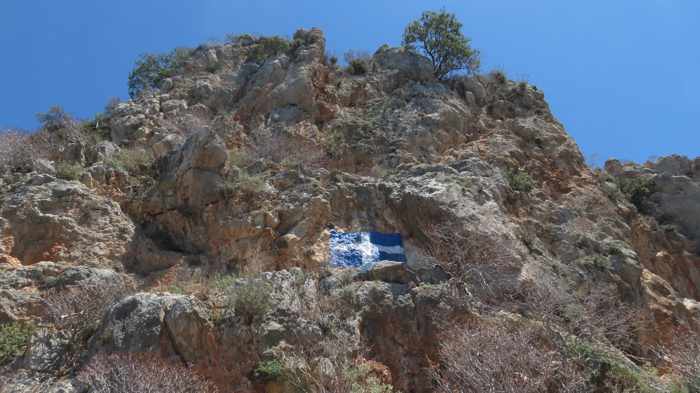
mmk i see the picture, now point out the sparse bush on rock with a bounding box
[36,105,75,132]
[128,48,192,98]
[433,321,584,393]
[247,36,291,64]
[55,161,84,181]
[506,169,535,193]
[219,278,272,324]
[269,350,397,393]
[344,50,371,75]
[616,176,656,212]
[104,148,154,173]
[0,322,35,365]
[44,281,133,372]
[77,352,218,393]
[253,358,284,383]
[403,10,480,79]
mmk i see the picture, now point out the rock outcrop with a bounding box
[0,175,134,267]
[604,156,700,333]
[1,28,698,393]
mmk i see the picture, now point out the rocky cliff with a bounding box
[0,29,698,393]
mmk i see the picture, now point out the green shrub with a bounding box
[105,148,154,173]
[347,60,369,75]
[166,285,186,295]
[226,171,267,195]
[222,279,272,324]
[584,255,612,271]
[275,353,398,393]
[228,148,253,169]
[344,51,371,76]
[345,363,395,393]
[128,48,192,98]
[253,359,284,383]
[0,322,35,365]
[506,169,535,193]
[568,338,659,393]
[403,10,480,79]
[55,162,84,181]
[616,176,655,212]
[491,69,508,84]
[247,36,291,64]
[226,33,256,46]
[212,274,238,291]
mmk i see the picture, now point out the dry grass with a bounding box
[77,352,219,393]
[657,328,700,390]
[423,223,522,307]
[522,281,651,360]
[433,320,585,393]
[269,347,396,393]
[43,280,134,373]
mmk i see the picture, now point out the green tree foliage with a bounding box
[616,176,656,213]
[506,169,535,193]
[0,322,35,365]
[344,50,371,75]
[246,36,291,64]
[127,48,191,99]
[402,10,480,80]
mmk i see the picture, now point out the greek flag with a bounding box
[329,230,406,269]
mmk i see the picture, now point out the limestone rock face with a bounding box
[372,46,434,82]
[0,262,128,322]
[605,156,700,301]
[2,27,699,393]
[0,176,134,267]
[92,293,211,363]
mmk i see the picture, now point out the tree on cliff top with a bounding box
[403,10,480,80]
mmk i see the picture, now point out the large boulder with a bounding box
[0,176,134,267]
[0,262,128,322]
[107,95,161,145]
[372,46,434,82]
[92,293,211,363]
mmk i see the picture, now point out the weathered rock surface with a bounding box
[1,28,698,393]
[605,155,700,310]
[92,292,211,363]
[0,176,134,267]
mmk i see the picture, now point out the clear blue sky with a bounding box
[1,1,698,164]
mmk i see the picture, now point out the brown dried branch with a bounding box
[433,321,586,393]
[77,352,219,393]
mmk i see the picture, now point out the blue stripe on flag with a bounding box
[369,232,403,247]
[378,251,407,262]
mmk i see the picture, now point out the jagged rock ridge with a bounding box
[0,28,698,392]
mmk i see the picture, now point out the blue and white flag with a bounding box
[329,230,406,270]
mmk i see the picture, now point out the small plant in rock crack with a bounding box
[615,176,656,213]
[253,359,285,383]
[506,169,535,193]
[104,148,154,174]
[0,322,35,365]
[344,50,371,76]
[220,278,273,325]
[55,161,85,181]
